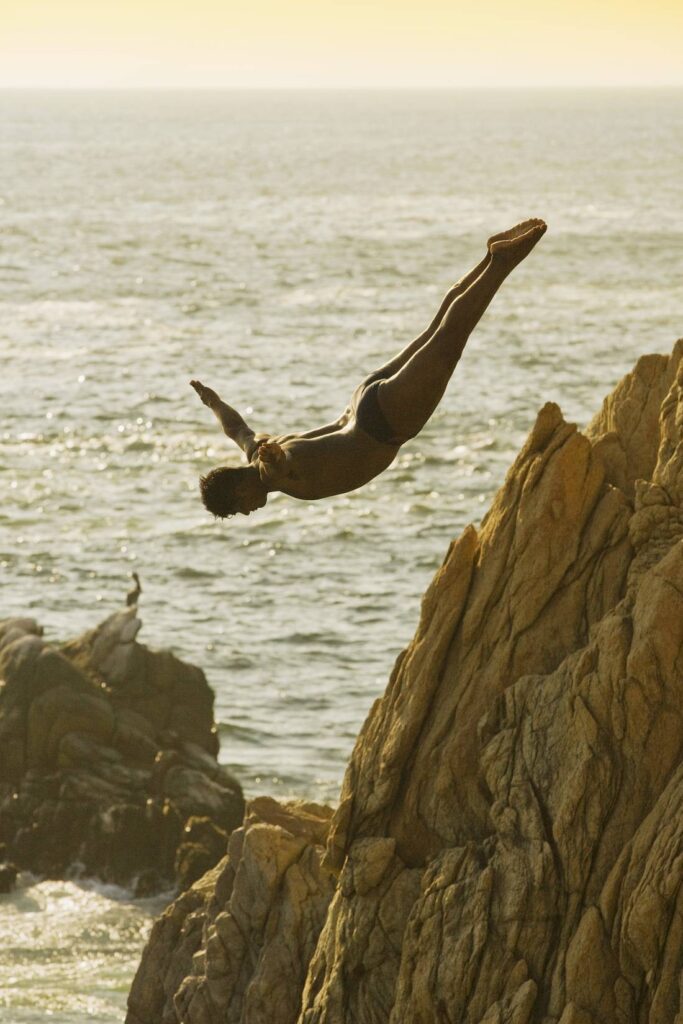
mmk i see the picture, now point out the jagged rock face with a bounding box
[128,340,683,1024]
[127,797,336,1024]
[326,399,636,869]
[0,608,244,892]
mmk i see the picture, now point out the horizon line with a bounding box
[1,82,682,92]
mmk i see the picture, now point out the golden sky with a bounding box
[1,0,682,87]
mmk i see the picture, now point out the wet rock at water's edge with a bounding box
[0,841,18,893]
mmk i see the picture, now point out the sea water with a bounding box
[0,88,681,1021]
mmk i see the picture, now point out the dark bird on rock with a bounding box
[126,572,142,607]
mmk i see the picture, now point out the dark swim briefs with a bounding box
[353,369,416,447]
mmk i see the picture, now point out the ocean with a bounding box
[1,87,681,1021]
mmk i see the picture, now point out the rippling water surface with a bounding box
[0,874,168,1021]
[1,88,682,1021]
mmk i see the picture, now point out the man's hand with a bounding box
[257,440,286,465]
[190,379,221,410]
[191,381,256,454]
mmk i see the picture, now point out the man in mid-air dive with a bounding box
[191,219,546,517]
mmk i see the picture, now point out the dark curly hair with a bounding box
[199,466,254,518]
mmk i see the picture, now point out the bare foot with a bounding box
[190,379,221,409]
[487,218,545,252]
[489,220,547,268]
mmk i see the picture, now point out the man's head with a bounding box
[199,465,268,518]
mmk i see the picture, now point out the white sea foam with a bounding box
[0,874,168,1022]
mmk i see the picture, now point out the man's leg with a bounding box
[376,220,546,440]
[366,219,542,381]
[365,252,491,381]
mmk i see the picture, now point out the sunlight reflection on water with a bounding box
[1,87,682,1021]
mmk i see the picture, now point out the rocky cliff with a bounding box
[128,340,683,1024]
[0,606,244,893]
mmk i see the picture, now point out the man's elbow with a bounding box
[229,425,254,448]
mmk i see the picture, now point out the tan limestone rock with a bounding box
[586,340,683,496]
[128,797,335,1024]
[128,340,683,1024]
[328,400,633,869]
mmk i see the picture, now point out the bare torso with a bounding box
[251,420,400,500]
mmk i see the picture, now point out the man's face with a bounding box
[234,477,267,516]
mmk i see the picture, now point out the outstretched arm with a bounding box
[190,380,257,458]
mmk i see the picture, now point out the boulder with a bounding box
[0,606,244,892]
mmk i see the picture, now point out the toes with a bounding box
[508,219,536,239]
[488,218,547,250]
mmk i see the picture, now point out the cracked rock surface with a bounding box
[127,797,335,1024]
[129,340,683,1023]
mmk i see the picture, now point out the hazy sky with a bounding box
[2,0,682,88]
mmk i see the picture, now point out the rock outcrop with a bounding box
[0,606,244,893]
[129,340,683,1023]
[127,797,335,1024]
